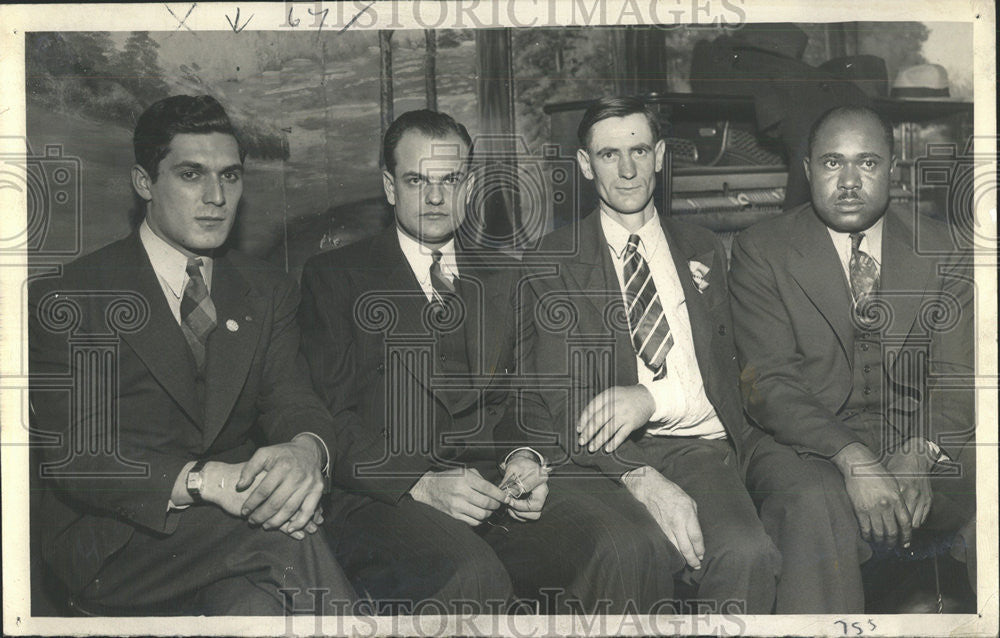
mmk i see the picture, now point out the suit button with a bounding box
[863,386,872,395]
[861,344,869,352]
[718,325,727,335]
[376,363,385,374]
[439,355,447,362]
[381,428,388,438]
[863,365,872,373]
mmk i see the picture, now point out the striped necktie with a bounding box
[429,250,455,299]
[180,257,216,373]
[622,234,673,380]
[849,232,879,302]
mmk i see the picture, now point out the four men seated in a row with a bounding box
[28,94,974,616]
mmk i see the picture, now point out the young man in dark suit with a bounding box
[29,95,354,615]
[517,96,787,614]
[730,105,976,608]
[299,109,676,614]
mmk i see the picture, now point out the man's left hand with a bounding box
[237,437,325,534]
[885,438,936,529]
[500,453,549,522]
[577,385,655,453]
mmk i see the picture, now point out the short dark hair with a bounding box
[382,109,473,174]
[133,95,245,181]
[577,96,662,148]
[807,105,894,158]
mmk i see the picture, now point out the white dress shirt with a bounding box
[826,216,884,283]
[140,219,214,321]
[397,227,459,302]
[600,211,727,440]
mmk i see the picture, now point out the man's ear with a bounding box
[654,139,666,173]
[382,170,396,206]
[131,165,153,202]
[802,157,811,183]
[576,148,594,181]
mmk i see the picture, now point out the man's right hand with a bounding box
[833,443,913,546]
[409,468,507,526]
[622,466,704,570]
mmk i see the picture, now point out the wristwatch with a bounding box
[185,459,209,503]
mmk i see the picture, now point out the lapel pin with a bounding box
[244,315,253,322]
[226,319,239,332]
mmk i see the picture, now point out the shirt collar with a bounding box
[139,219,214,298]
[600,209,663,260]
[396,226,458,284]
[826,216,884,268]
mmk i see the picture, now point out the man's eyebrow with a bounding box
[170,161,244,173]
[856,152,885,160]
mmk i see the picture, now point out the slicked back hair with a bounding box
[133,94,245,182]
[382,109,473,175]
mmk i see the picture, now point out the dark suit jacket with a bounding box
[298,226,520,508]
[518,210,756,479]
[729,203,974,460]
[28,233,338,593]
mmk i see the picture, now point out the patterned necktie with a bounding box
[849,232,879,302]
[180,257,217,373]
[622,234,673,380]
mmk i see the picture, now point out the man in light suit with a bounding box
[730,105,976,609]
[299,109,677,614]
[29,95,354,615]
[518,96,788,613]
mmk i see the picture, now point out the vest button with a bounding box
[863,365,872,373]
[861,344,870,351]
[376,363,385,374]
[863,386,872,395]
[718,325,727,335]
[439,354,447,362]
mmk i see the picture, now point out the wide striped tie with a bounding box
[180,257,216,373]
[622,234,673,380]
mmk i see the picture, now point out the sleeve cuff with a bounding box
[501,447,547,470]
[294,432,331,477]
[166,499,190,513]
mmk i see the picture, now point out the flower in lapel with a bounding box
[688,259,711,294]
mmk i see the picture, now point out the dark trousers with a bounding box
[746,435,867,613]
[633,436,782,614]
[747,434,977,613]
[77,504,356,616]
[327,467,679,615]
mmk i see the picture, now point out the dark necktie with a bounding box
[622,234,673,380]
[180,257,216,373]
[849,232,879,302]
[429,250,455,299]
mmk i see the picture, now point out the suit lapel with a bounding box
[879,207,934,357]
[564,211,636,387]
[788,205,854,366]
[201,254,263,447]
[115,235,202,426]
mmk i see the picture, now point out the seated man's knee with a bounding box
[711,525,781,576]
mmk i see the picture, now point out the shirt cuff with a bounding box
[926,440,950,464]
[166,499,190,513]
[294,432,331,477]
[501,447,546,470]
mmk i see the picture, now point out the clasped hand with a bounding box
[410,456,549,525]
